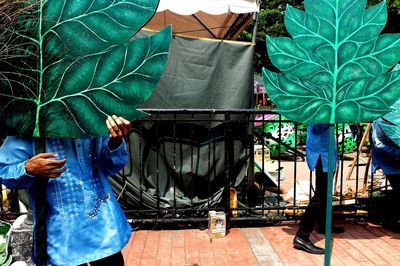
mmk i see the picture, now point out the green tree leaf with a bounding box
[263,0,400,124]
[0,0,171,138]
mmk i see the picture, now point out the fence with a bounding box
[108,109,389,228]
[0,109,392,226]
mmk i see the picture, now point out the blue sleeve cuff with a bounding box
[0,160,36,189]
[107,139,127,153]
[106,139,128,166]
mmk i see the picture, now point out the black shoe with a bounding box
[293,236,325,254]
[317,226,345,234]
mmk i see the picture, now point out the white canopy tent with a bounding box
[145,0,259,39]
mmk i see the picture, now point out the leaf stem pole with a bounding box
[324,124,335,266]
[33,3,47,265]
[34,138,48,266]
[33,0,44,137]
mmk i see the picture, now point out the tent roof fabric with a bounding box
[157,0,259,15]
[146,0,259,40]
[145,0,258,40]
[146,11,251,39]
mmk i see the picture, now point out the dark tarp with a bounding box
[110,33,254,217]
[142,36,254,109]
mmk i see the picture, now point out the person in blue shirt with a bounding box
[0,115,131,266]
[293,124,344,255]
[371,119,400,224]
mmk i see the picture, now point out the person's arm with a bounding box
[0,137,35,189]
[98,115,131,176]
[0,137,66,189]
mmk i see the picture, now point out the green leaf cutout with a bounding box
[263,0,400,124]
[0,0,171,138]
[379,100,400,147]
[377,65,400,147]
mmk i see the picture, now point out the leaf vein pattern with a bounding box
[56,99,87,134]
[269,39,330,73]
[340,3,385,45]
[287,14,335,46]
[44,1,153,38]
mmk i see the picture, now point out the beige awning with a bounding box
[145,0,259,40]
[156,0,259,15]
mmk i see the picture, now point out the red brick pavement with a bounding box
[122,228,259,266]
[122,221,400,265]
[263,221,400,266]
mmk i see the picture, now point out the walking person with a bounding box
[293,124,344,254]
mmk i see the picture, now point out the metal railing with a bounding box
[110,109,387,227]
[0,109,392,226]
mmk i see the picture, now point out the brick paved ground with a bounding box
[262,221,400,266]
[122,227,260,266]
[122,221,400,266]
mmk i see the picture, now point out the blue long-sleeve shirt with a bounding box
[0,136,131,266]
[306,124,337,172]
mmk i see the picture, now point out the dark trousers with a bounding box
[297,157,328,239]
[383,174,400,221]
[78,251,124,266]
[386,174,400,192]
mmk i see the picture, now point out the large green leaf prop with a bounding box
[262,0,400,124]
[377,64,400,147]
[379,99,400,147]
[0,0,171,138]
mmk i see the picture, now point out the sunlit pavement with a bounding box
[122,220,400,265]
